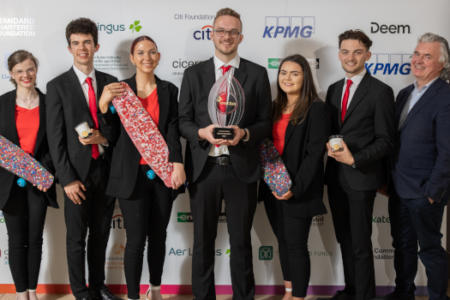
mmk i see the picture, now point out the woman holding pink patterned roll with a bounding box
[259,54,330,300]
[0,50,57,300]
[99,35,185,300]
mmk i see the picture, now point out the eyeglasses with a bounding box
[213,28,241,38]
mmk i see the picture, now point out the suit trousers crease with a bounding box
[388,195,447,300]
[64,158,114,298]
[189,161,257,300]
[328,176,376,300]
[3,184,48,292]
[119,166,173,299]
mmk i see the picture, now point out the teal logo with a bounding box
[268,58,281,69]
[129,20,142,32]
[259,246,273,260]
[177,212,193,223]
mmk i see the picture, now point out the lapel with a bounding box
[4,90,20,145]
[342,72,370,124]
[34,89,46,154]
[155,76,169,132]
[401,79,442,129]
[234,58,248,88]
[284,121,295,150]
[67,68,92,122]
[332,79,345,127]
[395,85,414,121]
[202,58,216,94]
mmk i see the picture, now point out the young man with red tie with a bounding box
[46,18,119,300]
[323,30,395,300]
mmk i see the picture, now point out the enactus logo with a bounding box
[97,20,142,35]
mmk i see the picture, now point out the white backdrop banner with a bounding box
[1,0,449,295]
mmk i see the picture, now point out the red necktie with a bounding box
[85,77,99,159]
[221,65,232,75]
[341,79,353,122]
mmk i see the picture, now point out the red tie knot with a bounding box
[221,65,232,75]
[346,79,353,87]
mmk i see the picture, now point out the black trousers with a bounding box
[328,178,376,300]
[264,196,313,297]
[64,158,115,298]
[189,159,257,300]
[3,184,48,293]
[389,195,447,300]
[119,166,173,299]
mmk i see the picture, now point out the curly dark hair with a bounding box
[65,17,98,46]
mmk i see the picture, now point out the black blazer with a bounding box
[325,72,395,191]
[0,89,57,209]
[46,68,117,187]
[106,75,183,199]
[392,79,450,202]
[178,57,272,183]
[259,100,330,217]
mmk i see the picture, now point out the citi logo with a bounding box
[263,16,315,39]
[111,214,124,229]
[193,25,212,40]
[365,53,411,75]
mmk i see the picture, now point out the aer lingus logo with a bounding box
[129,20,142,33]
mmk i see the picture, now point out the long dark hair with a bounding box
[273,54,319,125]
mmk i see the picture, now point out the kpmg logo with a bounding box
[97,20,142,35]
[263,16,315,39]
[365,53,411,75]
[193,25,213,40]
[259,246,273,260]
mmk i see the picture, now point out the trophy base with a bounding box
[213,127,234,140]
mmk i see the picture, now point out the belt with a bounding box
[207,155,231,166]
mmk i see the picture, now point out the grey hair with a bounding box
[418,32,450,81]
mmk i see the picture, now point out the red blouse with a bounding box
[273,113,291,155]
[15,105,40,155]
[139,88,159,165]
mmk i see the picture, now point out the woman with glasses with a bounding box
[0,50,57,300]
[259,54,330,300]
[99,35,185,300]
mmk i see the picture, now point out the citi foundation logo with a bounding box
[259,246,273,260]
[263,16,315,39]
[365,53,411,75]
[193,25,212,40]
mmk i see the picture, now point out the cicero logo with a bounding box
[365,53,411,75]
[263,16,315,39]
[193,25,213,40]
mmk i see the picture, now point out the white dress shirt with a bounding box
[341,69,366,110]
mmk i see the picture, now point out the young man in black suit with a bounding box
[178,7,272,300]
[46,18,119,300]
[323,30,395,300]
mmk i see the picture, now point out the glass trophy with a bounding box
[207,71,245,139]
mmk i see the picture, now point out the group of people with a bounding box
[0,7,449,300]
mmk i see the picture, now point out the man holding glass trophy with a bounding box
[178,7,272,300]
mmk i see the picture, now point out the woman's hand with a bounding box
[99,82,126,113]
[171,162,186,189]
[272,190,293,200]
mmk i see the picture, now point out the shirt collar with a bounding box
[413,76,439,92]
[214,54,240,71]
[345,69,366,86]
[73,65,96,85]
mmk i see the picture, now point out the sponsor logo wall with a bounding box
[0,0,448,294]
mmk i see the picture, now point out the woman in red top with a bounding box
[99,36,185,300]
[0,50,57,300]
[259,54,330,300]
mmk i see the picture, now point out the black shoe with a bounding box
[90,287,122,300]
[377,291,414,300]
[317,290,355,300]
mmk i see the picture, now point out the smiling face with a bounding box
[10,58,37,89]
[130,39,160,75]
[68,33,99,70]
[338,39,371,77]
[411,41,444,86]
[211,15,243,62]
[278,61,304,97]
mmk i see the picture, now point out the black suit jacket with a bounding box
[325,72,395,191]
[392,78,450,202]
[106,75,183,199]
[0,89,57,209]
[259,100,330,217]
[178,57,272,183]
[46,68,117,187]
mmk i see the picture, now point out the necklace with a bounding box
[16,90,39,109]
